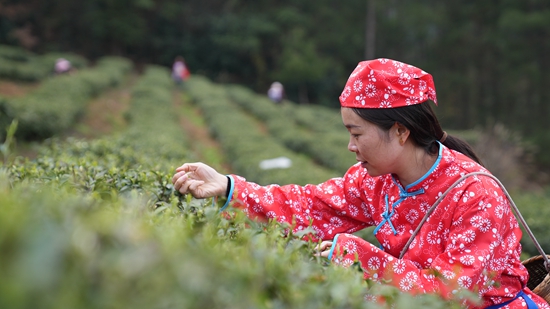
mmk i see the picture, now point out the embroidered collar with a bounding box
[373,142,443,236]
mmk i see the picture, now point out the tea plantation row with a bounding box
[0,44,88,82]
[0,55,132,141]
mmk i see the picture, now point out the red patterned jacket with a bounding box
[228,145,548,309]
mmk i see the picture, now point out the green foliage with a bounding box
[0,152,479,309]
[185,75,340,186]
[122,64,187,168]
[0,56,132,140]
[0,44,33,61]
[0,119,18,164]
[0,137,469,309]
[6,63,189,206]
[0,45,88,81]
[0,95,12,138]
[225,84,355,174]
[512,189,550,258]
[3,61,186,214]
[7,138,171,206]
[0,175,467,309]
[272,28,332,87]
[2,2,550,171]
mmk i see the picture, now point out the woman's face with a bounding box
[341,107,402,177]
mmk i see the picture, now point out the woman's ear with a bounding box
[394,123,410,145]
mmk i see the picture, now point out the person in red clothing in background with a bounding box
[172,58,548,309]
[171,56,190,86]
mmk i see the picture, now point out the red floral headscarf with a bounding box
[339,58,437,108]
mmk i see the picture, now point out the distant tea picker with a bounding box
[267,81,284,104]
[172,58,550,308]
[54,58,72,74]
[171,56,190,85]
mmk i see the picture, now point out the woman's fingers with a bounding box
[172,171,188,187]
[172,172,189,190]
[172,162,224,198]
[313,241,333,257]
[187,179,205,193]
[173,173,197,193]
[315,241,333,251]
[313,250,331,258]
[175,162,202,174]
[172,170,209,197]
[172,171,187,182]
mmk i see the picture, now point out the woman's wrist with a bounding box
[215,173,229,196]
[224,176,231,197]
[220,175,235,211]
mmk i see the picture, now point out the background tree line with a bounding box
[1,0,549,171]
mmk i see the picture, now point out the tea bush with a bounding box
[8,64,188,207]
[511,189,550,258]
[185,76,340,186]
[0,44,88,81]
[0,171,472,309]
[122,64,188,168]
[0,56,132,140]
[225,84,355,174]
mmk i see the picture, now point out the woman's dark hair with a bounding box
[352,101,483,165]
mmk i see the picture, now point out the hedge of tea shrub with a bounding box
[8,64,188,207]
[0,56,132,141]
[184,76,341,186]
[0,171,474,309]
[0,44,88,81]
[225,84,355,174]
[510,190,550,258]
[121,64,189,168]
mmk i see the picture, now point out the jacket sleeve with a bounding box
[328,179,527,306]
[330,233,469,297]
[228,168,374,241]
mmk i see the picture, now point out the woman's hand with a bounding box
[172,162,228,198]
[313,241,333,258]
